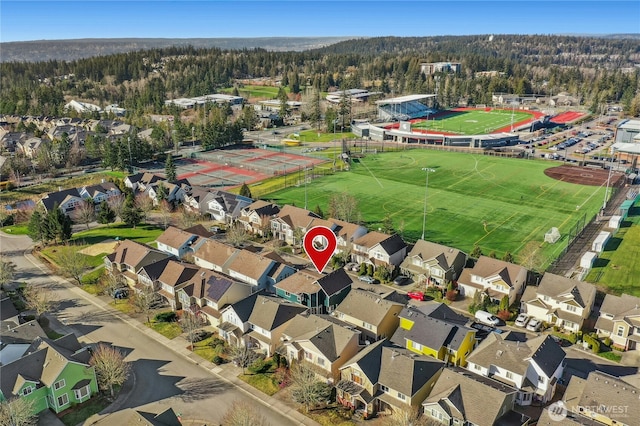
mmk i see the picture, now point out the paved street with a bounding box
[0,233,314,425]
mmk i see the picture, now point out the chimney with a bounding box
[58,186,62,192]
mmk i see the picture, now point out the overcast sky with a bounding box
[2,1,639,42]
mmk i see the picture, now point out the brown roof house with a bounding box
[155,260,199,310]
[192,239,239,273]
[244,295,308,356]
[329,218,368,256]
[423,367,528,426]
[457,256,528,305]
[155,226,205,259]
[400,240,467,287]
[218,291,267,348]
[270,205,334,246]
[237,200,280,236]
[351,231,408,269]
[104,240,170,285]
[274,268,353,314]
[336,341,444,419]
[88,407,181,426]
[176,269,254,328]
[280,313,362,383]
[521,273,596,333]
[226,249,296,290]
[595,293,640,351]
[465,332,566,405]
[332,289,405,343]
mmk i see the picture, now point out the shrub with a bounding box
[602,337,612,347]
[274,366,291,388]
[366,264,374,276]
[212,355,225,365]
[497,310,511,321]
[248,358,270,374]
[583,334,601,354]
[154,311,177,323]
[445,290,457,302]
[359,263,367,276]
[210,337,226,347]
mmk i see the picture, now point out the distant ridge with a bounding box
[0,37,358,62]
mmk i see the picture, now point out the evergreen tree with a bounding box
[239,183,252,198]
[499,295,510,312]
[502,251,514,263]
[47,204,72,244]
[470,245,483,259]
[313,204,324,218]
[121,195,143,228]
[165,154,176,182]
[97,201,116,225]
[27,209,48,243]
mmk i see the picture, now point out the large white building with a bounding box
[165,93,244,109]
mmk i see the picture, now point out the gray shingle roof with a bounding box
[334,289,404,327]
[248,295,308,331]
[379,346,444,397]
[536,273,596,309]
[340,339,390,384]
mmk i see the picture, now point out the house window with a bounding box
[397,392,406,401]
[543,295,550,302]
[380,385,389,393]
[317,358,325,367]
[617,326,625,337]
[74,385,90,400]
[363,322,373,330]
[305,351,313,360]
[474,364,481,371]
[57,394,69,407]
[54,379,65,390]
[566,305,577,313]
[538,376,545,384]
[352,372,362,384]
[283,291,291,297]
[506,371,513,380]
[22,386,33,396]
[412,341,423,351]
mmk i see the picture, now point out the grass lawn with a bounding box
[147,321,183,339]
[597,350,623,363]
[220,85,283,99]
[244,161,336,199]
[81,267,106,295]
[301,407,356,426]
[72,223,163,245]
[239,372,280,396]
[41,245,106,269]
[59,394,111,426]
[294,130,356,143]
[192,336,227,362]
[264,150,605,268]
[585,206,640,296]
[0,224,29,235]
[412,109,534,135]
[109,300,137,315]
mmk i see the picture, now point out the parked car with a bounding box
[393,275,411,286]
[407,291,426,301]
[475,310,500,326]
[111,287,129,299]
[526,318,542,332]
[345,262,359,272]
[515,313,530,327]
[358,275,376,284]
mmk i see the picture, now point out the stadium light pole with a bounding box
[603,148,617,211]
[421,167,436,241]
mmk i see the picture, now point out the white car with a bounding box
[526,318,542,332]
[515,313,530,327]
[358,275,376,284]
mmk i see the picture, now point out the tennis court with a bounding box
[180,148,326,188]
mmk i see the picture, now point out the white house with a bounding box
[39,188,85,215]
[457,256,528,305]
[400,240,467,286]
[595,293,640,352]
[466,332,566,405]
[155,226,205,259]
[521,273,596,333]
[351,232,407,268]
[79,182,121,204]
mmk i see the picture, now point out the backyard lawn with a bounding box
[264,150,606,269]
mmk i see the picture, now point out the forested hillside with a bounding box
[1,35,639,119]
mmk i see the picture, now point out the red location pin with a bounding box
[303,226,337,273]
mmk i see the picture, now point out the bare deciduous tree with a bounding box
[228,344,261,374]
[57,246,90,285]
[135,194,154,222]
[180,310,202,351]
[382,406,433,426]
[100,272,126,297]
[89,344,131,397]
[107,194,126,221]
[130,285,157,323]
[179,206,199,229]
[328,192,360,223]
[289,362,332,412]
[0,257,16,290]
[226,223,249,247]
[0,396,37,426]
[221,401,271,426]
[159,200,173,229]
[22,285,54,320]
[75,199,95,230]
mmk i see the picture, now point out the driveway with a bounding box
[0,232,304,425]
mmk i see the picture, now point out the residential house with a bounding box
[351,232,407,269]
[78,181,121,205]
[280,313,362,383]
[204,189,253,223]
[225,250,296,290]
[0,320,47,366]
[274,268,353,314]
[155,226,205,259]
[336,342,444,418]
[16,137,43,158]
[182,186,215,216]
[270,205,333,246]
[104,240,170,285]
[244,295,308,356]
[192,239,239,273]
[391,303,476,367]
[40,188,84,215]
[89,407,181,426]
[595,293,640,351]
[332,289,405,343]
[537,408,583,425]
[457,256,528,305]
[521,273,596,333]
[561,371,640,426]
[135,257,172,293]
[465,332,566,405]
[0,334,98,415]
[400,240,467,287]
[176,269,253,327]
[0,297,20,328]
[218,290,267,347]
[0,132,24,152]
[155,260,199,310]
[330,218,368,256]
[146,181,187,206]
[423,366,527,426]
[237,200,280,236]
[124,172,165,193]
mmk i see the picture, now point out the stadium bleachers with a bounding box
[379,100,431,121]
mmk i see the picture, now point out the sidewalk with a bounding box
[30,252,319,426]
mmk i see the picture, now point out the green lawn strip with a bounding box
[264,150,604,267]
[109,300,137,315]
[40,245,104,270]
[596,350,622,363]
[300,407,357,426]
[585,208,640,296]
[192,336,228,362]
[71,223,163,245]
[146,321,183,339]
[59,394,111,426]
[0,224,30,235]
[294,130,356,143]
[81,266,106,295]
[238,372,280,396]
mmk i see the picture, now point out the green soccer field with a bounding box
[411,109,534,135]
[265,150,606,269]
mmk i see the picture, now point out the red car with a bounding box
[407,291,425,301]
